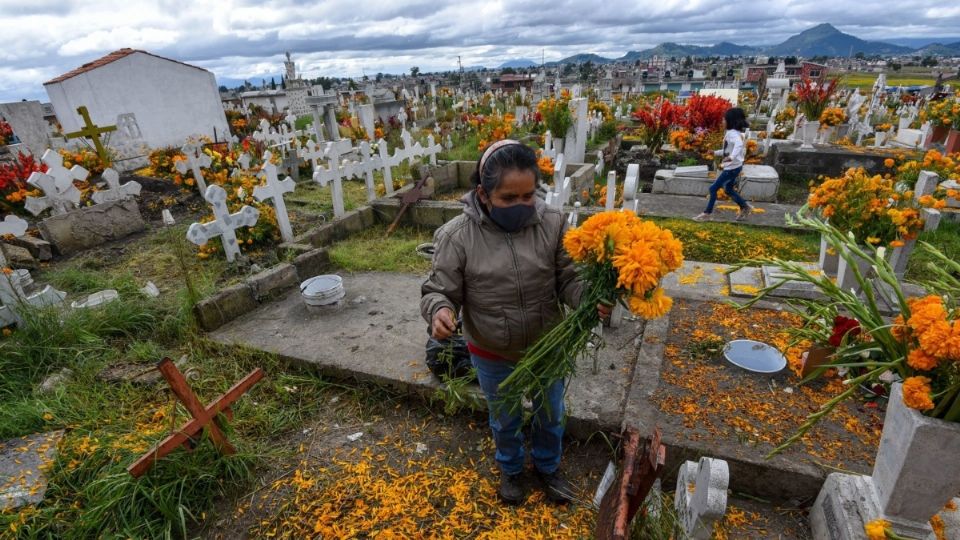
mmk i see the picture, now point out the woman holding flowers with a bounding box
[421,140,609,505]
[695,107,753,222]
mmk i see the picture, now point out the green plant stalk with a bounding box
[768,364,893,458]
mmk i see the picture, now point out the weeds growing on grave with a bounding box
[328,224,433,273]
[0,251,363,537]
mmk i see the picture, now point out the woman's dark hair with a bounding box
[724,107,749,132]
[471,142,540,193]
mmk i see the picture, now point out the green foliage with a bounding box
[328,225,434,273]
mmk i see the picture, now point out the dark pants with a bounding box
[704,166,746,214]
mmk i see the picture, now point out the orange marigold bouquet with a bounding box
[818,107,846,127]
[735,212,960,456]
[807,167,936,247]
[499,210,684,412]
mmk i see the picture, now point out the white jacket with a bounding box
[720,129,746,170]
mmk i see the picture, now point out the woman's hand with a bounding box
[432,307,457,340]
[597,303,612,322]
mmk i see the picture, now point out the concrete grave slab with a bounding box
[38,198,146,255]
[0,430,64,511]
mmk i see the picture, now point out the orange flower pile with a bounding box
[536,155,554,178]
[475,114,514,151]
[896,149,960,190]
[563,211,684,318]
[818,107,847,127]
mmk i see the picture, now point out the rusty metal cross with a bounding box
[127,358,265,478]
[65,106,117,164]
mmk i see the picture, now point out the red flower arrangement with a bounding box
[0,151,46,211]
[793,76,840,122]
[828,315,862,347]
[632,97,684,150]
[680,94,730,132]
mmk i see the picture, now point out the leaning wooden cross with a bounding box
[127,358,265,478]
[595,426,667,540]
[65,106,117,164]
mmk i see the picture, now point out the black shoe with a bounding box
[536,469,575,504]
[499,473,526,505]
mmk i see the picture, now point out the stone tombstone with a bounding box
[186,184,260,263]
[605,171,617,210]
[623,163,640,212]
[90,168,141,205]
[358,104,376,139]
[674,457,729,540]
[565,97,588,164]
[552,153,566,189]
[0,100,50,157]
[0,430,65,511]
[109,113,150,173]
[254,152,296,243]
[38,198,145,256]
[24,149,85,216]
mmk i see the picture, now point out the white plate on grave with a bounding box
[70,289,119,309]
[300,275,345,307]
[722,339,786,374]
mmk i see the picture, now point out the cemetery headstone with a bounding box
[186,185,260,263]
[90,168,141,204]
[0,215,29,238]
[24,150,85,216]
[0,270,67,327]
[64,106,116,164]
[254,152,296,243]
[674,457,729,540]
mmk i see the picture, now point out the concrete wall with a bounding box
[44,52,231,149]
[0,100,50,156]
[766,144,897,180]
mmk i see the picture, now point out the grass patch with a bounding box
[285,179,371,218]
[328,225,434,273]
[0,224,392,537]
[651,218,820,264]
[777,173,813,205]
[907,219,960,281]
[439,132,481,162]
[841,73,936,90]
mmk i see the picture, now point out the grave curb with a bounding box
[193,247,332,331]
[622,301,834,504]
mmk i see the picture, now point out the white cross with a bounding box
[553,153,565,189]
[285,113,298,132]
[397,108,408,130]
[605,171,617,210]
[254,152,296,243]
[0,215,28,237]
[91,168,141,204]
[175,143,212,193]
[230,152,252,179]
[0,271,66,327]
[623,163,640,213]
[377,138,397,197]
[313,158,351,217]
[186,185,260,263]
[674,457,729,540]
[423,135,442,165]
[24,150,86,216]
[357,141,379,201]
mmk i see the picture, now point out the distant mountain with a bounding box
[916,42,960,57]
[766,23,911,57]
[887,37,960,49]
[619,41,758,62]
[554,53,615,65]
[499,58,537,69]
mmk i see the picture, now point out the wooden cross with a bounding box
[127,358,265,478]
[595,426,667,540]
[65,106,117,164]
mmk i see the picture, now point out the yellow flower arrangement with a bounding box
[500,211,684,413]
[819,107,847,128]
[922,97,960,129]
[864,518,890,540]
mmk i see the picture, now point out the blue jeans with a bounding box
[704,166,746,214]
[471,354,565,475]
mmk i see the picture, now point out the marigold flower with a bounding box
[902,376,934,411]
[883,158,895,168]
[864,518,890,540]
[628,288,673,319]
[907,348,939,371]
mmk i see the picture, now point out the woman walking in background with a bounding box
[694,107,753,222]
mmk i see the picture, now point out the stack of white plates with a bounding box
[300,275,345,307]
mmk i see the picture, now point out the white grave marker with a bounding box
[605,171,617,210]
[0,215,29,238]
[91,168,141,204]
[674,457,729,540]
[186,185,260,263]
[24,149,86,216]
[175,143,212,193]
[0,271,67,327]
[255,152,296,243]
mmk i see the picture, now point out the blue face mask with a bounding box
[488,202,535,233]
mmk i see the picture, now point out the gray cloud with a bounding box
[0,0,958,101]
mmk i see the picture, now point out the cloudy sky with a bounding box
[1,0,958,102]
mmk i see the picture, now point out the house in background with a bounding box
[44,48,230,149]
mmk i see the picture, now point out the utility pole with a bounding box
[458,55,464,91]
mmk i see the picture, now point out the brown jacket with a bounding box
[420,191,583,361]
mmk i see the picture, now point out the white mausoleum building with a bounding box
[43,48,230,149]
